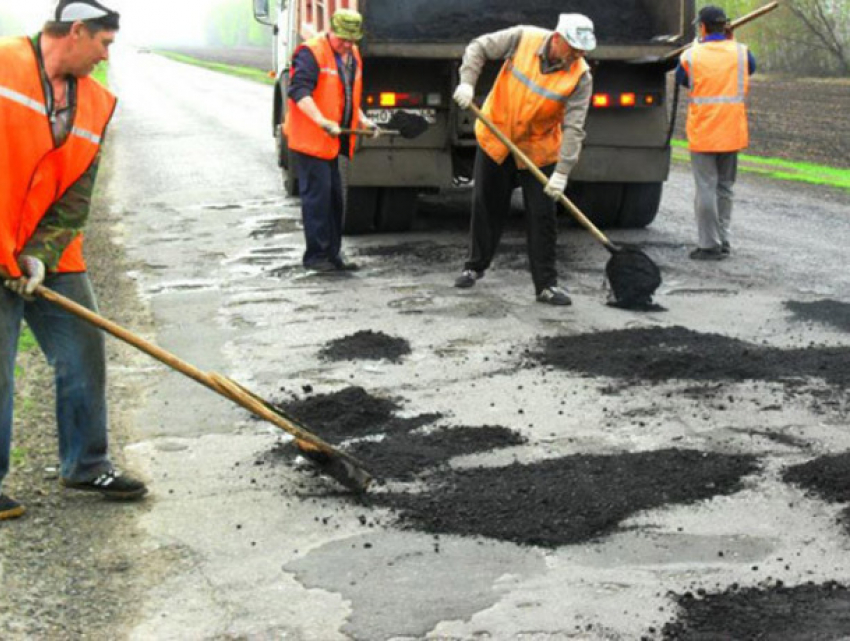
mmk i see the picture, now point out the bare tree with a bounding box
[784,0,850,74]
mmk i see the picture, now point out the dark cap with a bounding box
[52,0,120,29]
[697,5,728,25]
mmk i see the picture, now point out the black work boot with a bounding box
[0,493,25,520]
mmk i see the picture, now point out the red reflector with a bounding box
[620,92,636,107]
[592,93,610,108]
[644,94,655,105]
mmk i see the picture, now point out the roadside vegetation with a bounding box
[156,50,274,85]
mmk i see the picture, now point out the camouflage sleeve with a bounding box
[22,156,100,270]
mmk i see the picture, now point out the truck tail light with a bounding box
[592,93,611,108]
[592,92,662,109]
[364,92,424,108]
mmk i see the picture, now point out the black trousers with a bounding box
[464,148,559,294]
[294,151,343,267]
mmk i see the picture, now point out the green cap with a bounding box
[330,8,363,41]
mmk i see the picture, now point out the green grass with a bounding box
[14,326,37,379]
[92,61,108,86]
[157,51,275,86]
[671,139,850,191]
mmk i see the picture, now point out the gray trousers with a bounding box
[690,151,738,250]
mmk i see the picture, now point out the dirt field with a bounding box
[169,46,850,169]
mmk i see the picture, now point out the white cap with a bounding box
[52,0,115,23]
[556,13,597,52]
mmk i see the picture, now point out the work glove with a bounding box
[453,83,475,109]
[543,171,568,200]
[360,116,381,139]
[318,117,341,137]
[4,255,46,300]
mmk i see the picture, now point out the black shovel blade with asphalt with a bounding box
[342,110,430,139]
[468,103,662,310]
[33,285,373,493]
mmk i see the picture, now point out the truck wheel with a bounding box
[343,187,379,235]
[376,188,417,232]
[618,182,662,229]
[563,182,622,229]
[278,128,299,197]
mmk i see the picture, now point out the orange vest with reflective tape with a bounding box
[476,28,589,168]
[0,36,116,278]
[681,39,750,153]
[284,35,363,160]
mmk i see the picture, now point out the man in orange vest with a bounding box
[677,5,756,260]
[284,8,378,273]
[1,0,147,521]
[452,14,596,306]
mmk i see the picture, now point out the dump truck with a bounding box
[252,0,696,233]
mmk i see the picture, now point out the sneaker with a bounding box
[689,247,727,261]
[721,241,731,255]
[333,256,360,272]
[454,269,484,288]
[536,286,572,306]
[0,493,25,520]
[61,470,148,501]
[304,260,338,273]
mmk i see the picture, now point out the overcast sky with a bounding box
[0,0,214,45]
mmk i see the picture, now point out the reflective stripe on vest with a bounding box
[476,28,588,168]
[0,36,116,277]
[682,40,750,153]
[283,35,363,160]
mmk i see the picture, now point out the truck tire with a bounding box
[562,182,662,230]
[339,156,378,235]
[563,181,622,229]
[618,182,662,229]
[376,188,417,232]
[277,126,299,197]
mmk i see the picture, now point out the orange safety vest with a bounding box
[284,35,363,160]
[0,36,116,278]
[681,39,750,153]
[476,28,589,169]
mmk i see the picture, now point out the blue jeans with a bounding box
[1,272,111,490]
[294,151,344,267]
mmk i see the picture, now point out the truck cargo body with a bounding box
[253,0,695,232]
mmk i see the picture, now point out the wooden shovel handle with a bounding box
[467,103,617,252]
[340,128,400,136]
[33,284,347,459]
[663,1,780,60]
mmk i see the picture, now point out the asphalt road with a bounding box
[102,46,850,639]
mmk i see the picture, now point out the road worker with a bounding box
[452,14,595,306]
[0,0,148,521]
[285,8,379,272]
[677,5,757,260]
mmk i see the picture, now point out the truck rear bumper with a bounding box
[572,146,672,183]
[348,148,453,188]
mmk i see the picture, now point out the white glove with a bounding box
[359,116,381,139]
[543,171,568,200]
[453,83,474,109]
[4,255,45,299]
[318,117,341,137]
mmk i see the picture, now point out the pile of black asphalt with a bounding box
[318,330,411,363]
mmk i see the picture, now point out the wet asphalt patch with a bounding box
[373,449,759,548]
[661,581,850,639]
[783,453,850,534]
[785,299,850,333]
[344,425,526,481]
[318,330,411,363]
[530,325,850,389]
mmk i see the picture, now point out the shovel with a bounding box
[341,110,430,139]
[32,284,373,493]
[468,103,661,310]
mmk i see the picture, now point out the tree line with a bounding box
[719,0,848,75]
